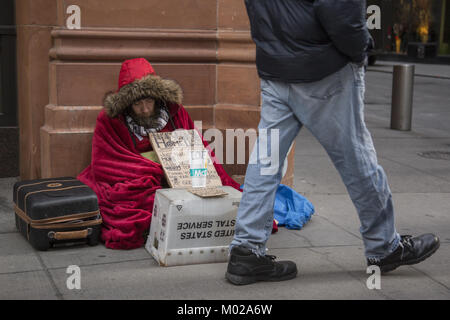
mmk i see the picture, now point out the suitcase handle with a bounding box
[48,228,92,240]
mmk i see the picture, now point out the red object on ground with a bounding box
[272,220,278,234]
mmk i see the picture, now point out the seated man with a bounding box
[77,58,243,249]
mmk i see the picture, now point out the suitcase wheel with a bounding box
[87,228,100,246]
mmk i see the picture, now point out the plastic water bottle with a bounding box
[190,150,207,188]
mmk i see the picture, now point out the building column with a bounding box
[17,0,294,185]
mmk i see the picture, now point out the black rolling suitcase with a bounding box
[13,177,102,251]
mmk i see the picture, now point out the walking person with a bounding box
[226,0,440,285]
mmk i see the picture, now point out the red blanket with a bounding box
[77,104,243,249]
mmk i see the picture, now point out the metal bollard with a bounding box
[391,64,415,131]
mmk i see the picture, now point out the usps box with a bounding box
[146,186,241,266]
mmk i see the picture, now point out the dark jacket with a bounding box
[245,0,370,83]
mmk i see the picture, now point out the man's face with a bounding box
[131,97,156,127]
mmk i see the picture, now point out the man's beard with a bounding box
[129,107,159,128]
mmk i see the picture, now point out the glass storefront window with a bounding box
[440,0,450,54]
[369,0,449,58]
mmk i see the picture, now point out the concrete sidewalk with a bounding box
[1,63,449,300]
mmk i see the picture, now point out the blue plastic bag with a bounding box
[240,184,314,230]
[273,184,314,230]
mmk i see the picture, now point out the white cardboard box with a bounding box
[146,186,242,266]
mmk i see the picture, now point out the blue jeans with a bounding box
[230,63,401,259]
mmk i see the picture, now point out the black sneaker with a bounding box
[225,246,297,285]
[367,234,440,273]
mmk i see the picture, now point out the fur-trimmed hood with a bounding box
[103,58,183,118]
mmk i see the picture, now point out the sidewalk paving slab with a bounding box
[37,242,152,270]
[0,271,59,300]
[0,233,43,274]
[293,153,450,195]
[311,245,450,300]
[47,247,386,300]
[305,193,450,244]
[411,243,450,289]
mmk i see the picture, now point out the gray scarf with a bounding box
[125,105,170,140]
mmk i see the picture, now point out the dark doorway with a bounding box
[0,0,19,177]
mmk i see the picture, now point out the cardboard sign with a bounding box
[148,129,222,189]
